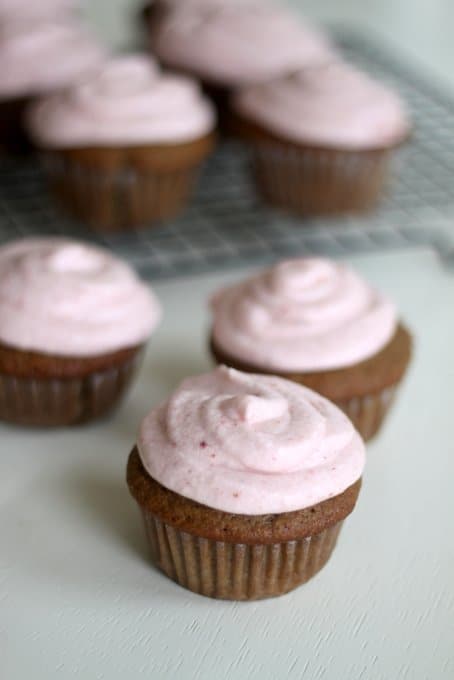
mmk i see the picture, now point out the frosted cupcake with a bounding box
[27,55,216,231]
[147,0,334,127]
[0,17,105,153]
[210,258,412,441]
[0,238,161,427]
[233,61,410,214]
[127,366,365,600]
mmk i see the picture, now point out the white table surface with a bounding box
[2,2,454,678]
[1,248,453,680]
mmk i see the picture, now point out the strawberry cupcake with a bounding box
[0,237,161,427]
[233,61,410,214]
[0,16,105,152]
[127,366,365,600]
[210,258,412,441]
[27,55,216,231]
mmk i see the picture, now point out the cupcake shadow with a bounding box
[67,471,151,565]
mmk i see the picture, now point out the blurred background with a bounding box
[86,0,454,86]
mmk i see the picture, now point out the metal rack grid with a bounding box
[1,30,454,279]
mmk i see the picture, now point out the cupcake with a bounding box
[0,17,105,153]
[0,238,161,427]
[27,55,216,231]
[146,0,334,128]
[127,366,365,600]
[210,258,412,441]
[232,61,410,214]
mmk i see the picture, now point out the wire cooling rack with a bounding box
[1,29,454,279]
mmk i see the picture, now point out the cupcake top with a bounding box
[27,54,216,148]
[138,366,365,514]
[149,0,334,87]
[211,258,397,372]
[0,238,161,357]
[0,18,105,99]
[233,61,410,149]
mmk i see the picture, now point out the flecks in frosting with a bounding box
[0,238,161,356]
[138,366,365,514]
[211,258,397,372]
[27,54,216,147]
[149,0,335,86]
[0,17,105,98]
[234,61,410,149]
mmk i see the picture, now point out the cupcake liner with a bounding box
[141,510,343,600]
[42,152,201,232]
[249,142,391,215]
[0,348,144,427]
[336,385,398,442]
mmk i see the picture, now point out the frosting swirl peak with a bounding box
[211,258,397,371]
[0,238,161,356]
[27,55,216,146]
[138,366,365,514]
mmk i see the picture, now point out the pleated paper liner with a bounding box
[40,133,215,232]
[337,386,398,441]
[251,142,391,215]
[0,347,144,427]
[142,511,343,600]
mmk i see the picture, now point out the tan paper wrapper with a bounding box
[250,142,391,215]
[141,511,343,601]
[338,385,398,441]
[43,152,201,232]
[0,348,144,427]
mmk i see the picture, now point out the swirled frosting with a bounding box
[27,54,216,147]
[0,18,105,99]
[149,0,335,87]
[234,61,410,149]
[138,366,365,514]
[211,258,397,372]
[0,238,161,356]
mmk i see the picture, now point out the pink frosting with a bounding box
[0,238,161,356]
[27,55,216,147]
[138,366,365,514]
[149,0,335,87]
[211,258,397,372]
[234,61,410,149]
[0,18,106,99]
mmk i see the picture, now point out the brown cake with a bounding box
[128,448,361,600]
[0,341,144,427]
[127,367,366,600]
[41,135,215,232]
